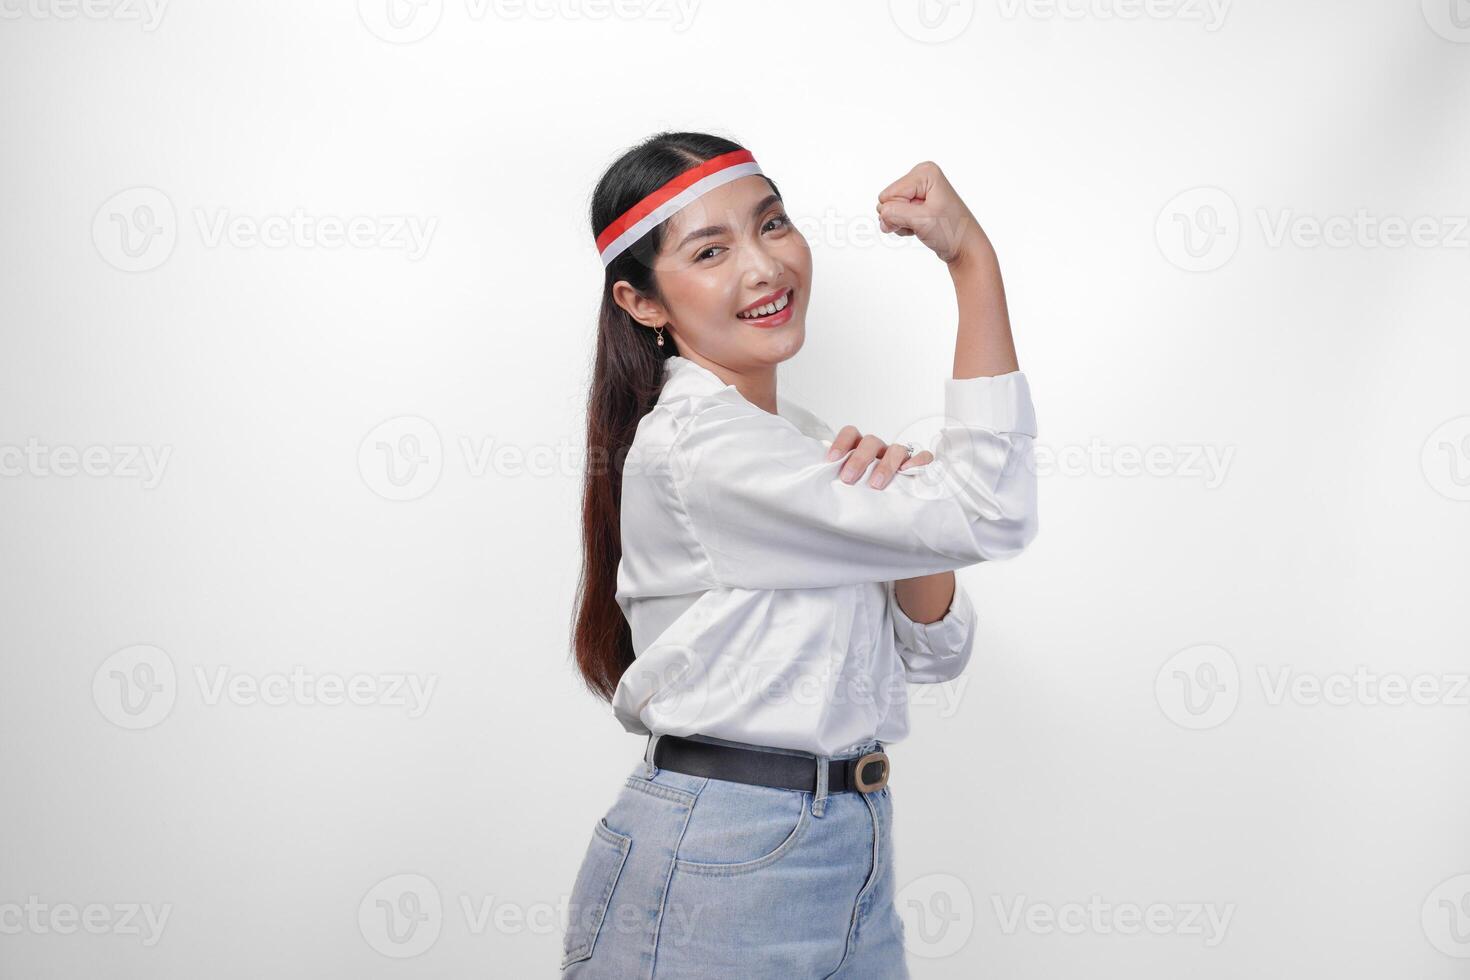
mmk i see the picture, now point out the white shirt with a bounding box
[611,354,1039,758]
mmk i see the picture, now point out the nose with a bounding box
[742,238,786,286]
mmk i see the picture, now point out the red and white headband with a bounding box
[595,148,765,268]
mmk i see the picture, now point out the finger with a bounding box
[877,214,917,237]
[826,425,862,461]
[839,434,885,484]
[868,444,910,489]
[878,199,928,236]
[897,449,934,470]
[877,162,935,204]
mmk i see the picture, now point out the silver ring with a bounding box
[898,441,920,457]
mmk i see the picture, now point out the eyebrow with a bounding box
[674,193,783,251]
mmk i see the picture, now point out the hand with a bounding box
[825,426,934,489]
[875,161,990,265]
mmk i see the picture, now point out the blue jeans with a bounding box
[560,733,910,978]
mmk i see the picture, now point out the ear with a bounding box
[611,280,669,329]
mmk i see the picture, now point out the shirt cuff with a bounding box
[889,580,977,683]
[943,370,1037,437]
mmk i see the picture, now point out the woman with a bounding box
[564,131,1038,978]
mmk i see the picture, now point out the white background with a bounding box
[2,0,1468,976]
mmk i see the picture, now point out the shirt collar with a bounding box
[660,355,828,440]
[661,354,731,399]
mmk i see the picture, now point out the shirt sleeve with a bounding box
[666,371,1039,590]
[886,578,977,684]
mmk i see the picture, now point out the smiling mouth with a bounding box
[736,287,794,321]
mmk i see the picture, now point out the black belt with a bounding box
[650,734,890,794]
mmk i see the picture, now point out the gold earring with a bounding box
[655,324,665,347]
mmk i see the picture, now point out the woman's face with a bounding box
[614,174,812,373]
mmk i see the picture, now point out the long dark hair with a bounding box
[570,131,783,701]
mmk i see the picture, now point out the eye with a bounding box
[695,245,724,262]
[764,212,791,233]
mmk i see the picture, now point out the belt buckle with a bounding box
[852,751,889,792]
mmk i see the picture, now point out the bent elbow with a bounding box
[943,436,1039,563]
[981,509,1038,561]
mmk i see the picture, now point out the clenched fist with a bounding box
[876,161,990,265]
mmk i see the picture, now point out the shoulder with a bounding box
[775,393,835,444]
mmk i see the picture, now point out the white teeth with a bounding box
[738,290,791,319]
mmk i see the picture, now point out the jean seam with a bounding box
[821,787,883,979]
[646,774,704,980]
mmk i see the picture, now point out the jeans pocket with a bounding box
[672,781,811,877]
[560,817,633,969]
